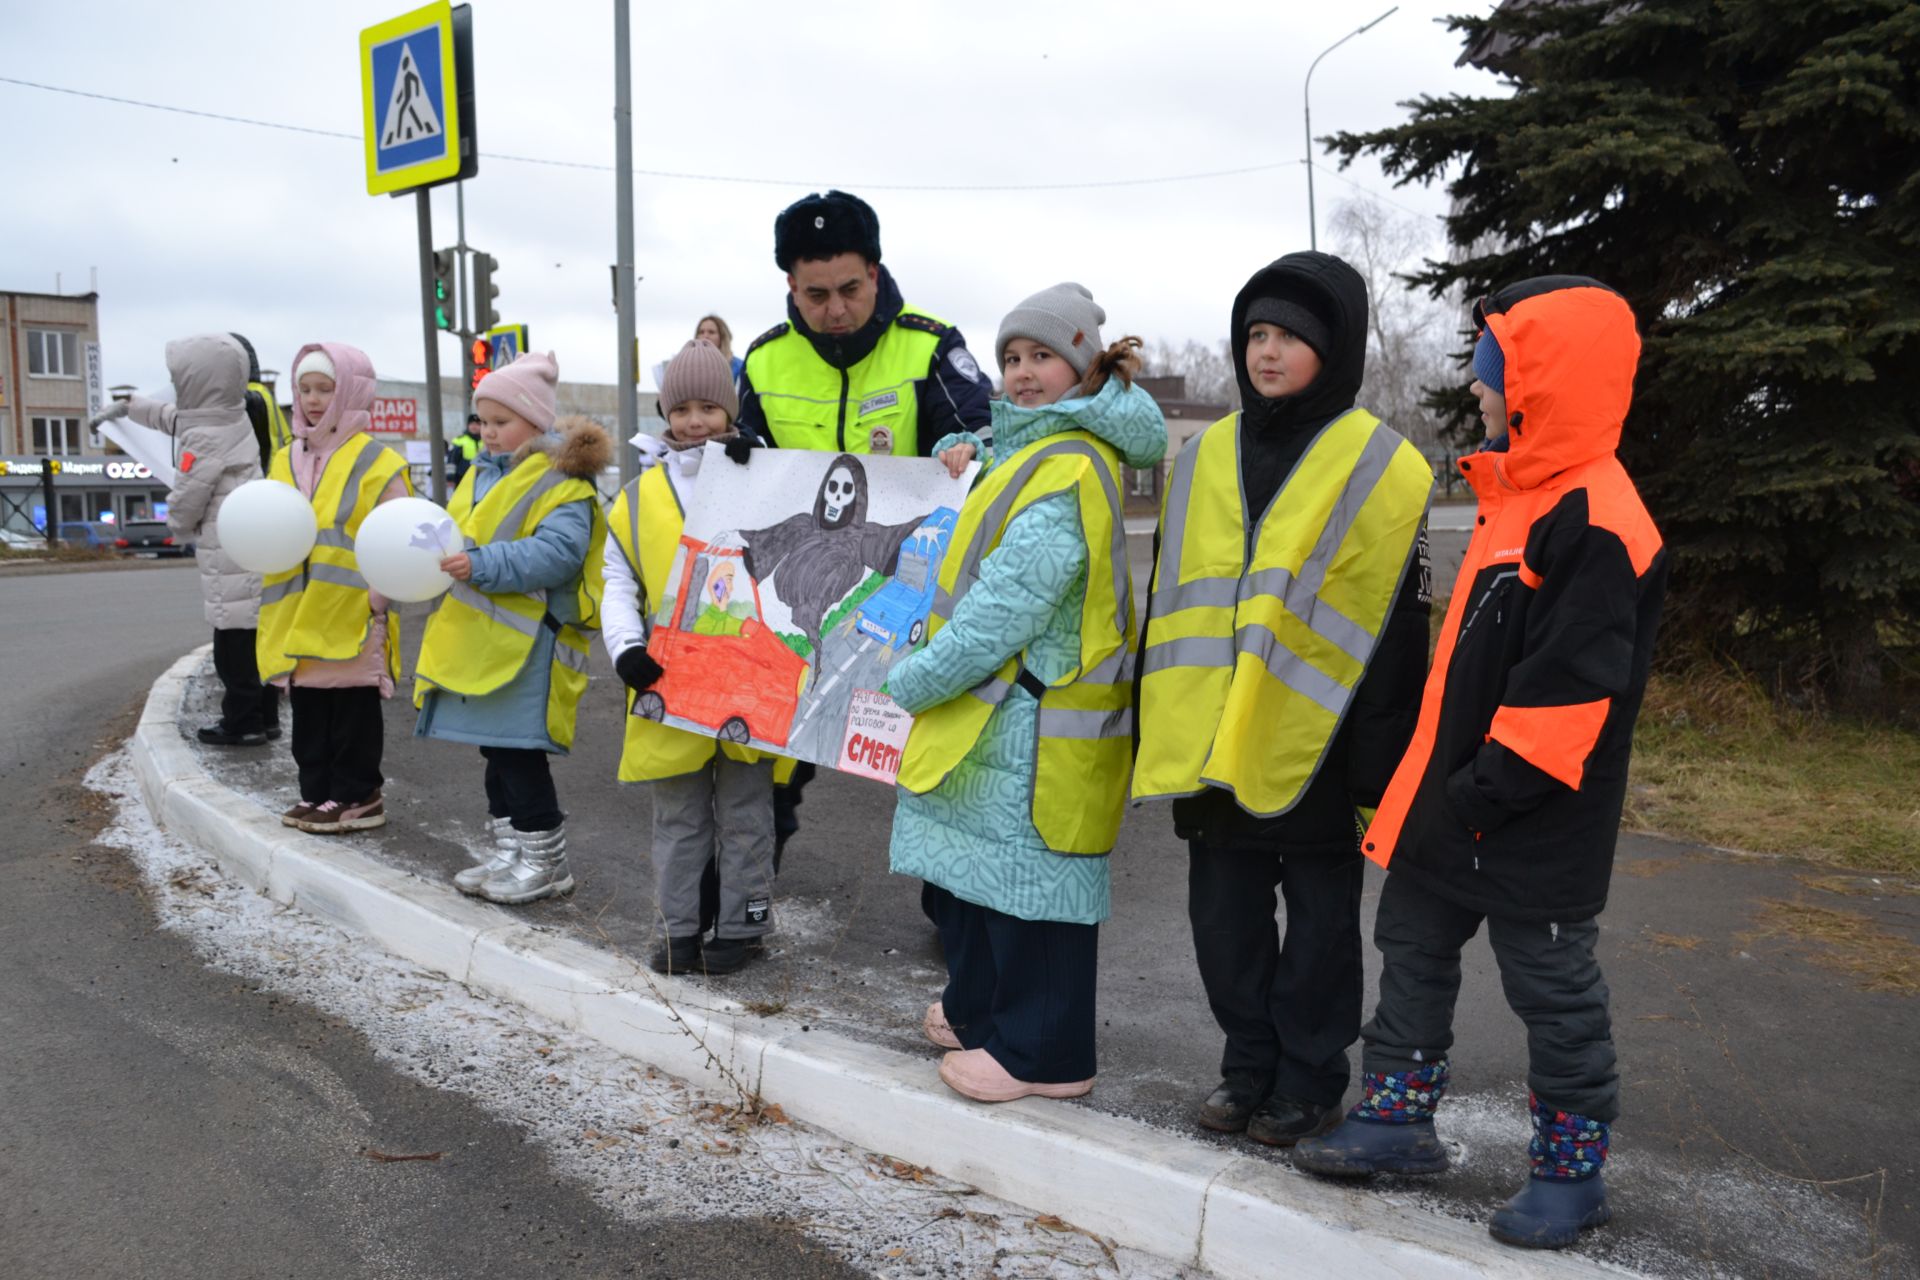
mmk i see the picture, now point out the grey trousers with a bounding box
[1360,870,1620,1121]
[650,755,776,941]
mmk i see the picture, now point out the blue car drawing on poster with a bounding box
[854,506,958,649]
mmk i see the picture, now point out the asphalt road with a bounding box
[0,564,860,1280]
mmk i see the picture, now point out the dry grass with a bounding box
[1646,931,1705,950]
[1742,899,1920,996]
[1624,667,1920,876]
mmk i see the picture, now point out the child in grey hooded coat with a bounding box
[92,333,275,743]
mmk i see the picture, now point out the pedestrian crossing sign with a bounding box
[487,324,529,368]
[360,2,461,195]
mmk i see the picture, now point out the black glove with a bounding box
[615,645,664,692]
[722,434,756,465]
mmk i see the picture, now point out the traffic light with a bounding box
[471,253,500,331]
[471,336,492,389]
[431,249,456,331]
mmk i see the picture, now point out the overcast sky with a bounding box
[6,1,1499,398]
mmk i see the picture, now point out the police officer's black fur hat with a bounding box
[774,190,882,272]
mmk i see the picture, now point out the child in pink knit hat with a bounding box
[412,350,614,907]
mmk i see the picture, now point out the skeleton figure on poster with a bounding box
[717,454,925,664]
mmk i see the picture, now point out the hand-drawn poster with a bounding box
[632,445,978,783]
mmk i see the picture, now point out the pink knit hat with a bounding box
[660,339,739,420]
[473,350,559,432]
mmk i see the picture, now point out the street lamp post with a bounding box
[1304,6,1398,251]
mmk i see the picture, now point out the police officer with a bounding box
[450,412,483,487]
[736,189,994,858]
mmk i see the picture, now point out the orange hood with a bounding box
[1478,278,1641,490]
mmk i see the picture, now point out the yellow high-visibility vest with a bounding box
[742,309,950,455]
[251,381,291,456]
[256,434,411,683]
[1132,409,1433,816]
[896,429,1136,855]
[413,452,606,750]
[605,466,788,782]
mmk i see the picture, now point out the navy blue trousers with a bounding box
[922,883,1099,1084]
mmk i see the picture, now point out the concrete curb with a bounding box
[129,647,1631,1280]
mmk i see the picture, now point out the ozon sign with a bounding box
[106,460,154,480]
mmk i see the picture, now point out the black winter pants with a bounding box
[1361,870,1619,1121]
[923,883,1098,1084]
[211,626,277,735]
[288,686,382,806]
[1187,838,1364,1108]
[481,746,563,833]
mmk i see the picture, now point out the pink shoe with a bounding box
[938,1048,1093,1103]
[924,1000,961,1050]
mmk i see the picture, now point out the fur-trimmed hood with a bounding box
[510,414,612,479]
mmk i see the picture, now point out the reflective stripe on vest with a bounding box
[412,455,603,711]
[743,310,945,455]
[605,468,775,782]
[255,435,410,683]
[1132,410,1433,816]
[896,430,1136,855]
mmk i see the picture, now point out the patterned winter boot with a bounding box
[454,816,520,896]
[1488,1094,1611,1249]
[1292,1060,1450,1178]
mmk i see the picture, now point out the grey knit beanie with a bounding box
[659,339,739,420]
[996,282,1107,379]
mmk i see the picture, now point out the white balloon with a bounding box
[354,497,459,603]
[220,479,317,574]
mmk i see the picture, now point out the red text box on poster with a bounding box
[837,688,913,783]
[371,397,418,435]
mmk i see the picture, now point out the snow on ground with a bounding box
[88,750,1204,1280]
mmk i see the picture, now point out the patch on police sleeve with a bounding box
[947,348,981,383]
[745,897,771,925]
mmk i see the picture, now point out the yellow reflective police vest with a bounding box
[742,309,950,456]
[256,434,412,683]
[606,466,789,782]
[251,381,291,456]
[896,429,1137,855]
[1132,409,1433,816]
[412,452,606,751]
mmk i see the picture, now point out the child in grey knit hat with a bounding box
[937,282,1146,477]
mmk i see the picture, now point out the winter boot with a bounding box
[648,934,704,975]
[1247,1094,1341,1147]
[698,936,766,975]
[1197,1072,1271,1134]
[1293,1061,1450,1178]
[454,817,520,896]
[1488,1095,1612,1249]
[478,823,574,905]
[198,722,269,746]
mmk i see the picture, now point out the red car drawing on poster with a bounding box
[635,535,809,747]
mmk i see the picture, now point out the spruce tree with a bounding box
[1331,0,1920,707]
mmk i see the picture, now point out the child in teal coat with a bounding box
[888,283,1166,1102]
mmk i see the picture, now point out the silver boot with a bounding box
[478,822,574,905]
[454,816,520,896]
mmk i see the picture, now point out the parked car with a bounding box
[853,506,958,650]
[0,527,45,551]
[114,520,191,558]
[55,521,120,550]
[636,536,810,747]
